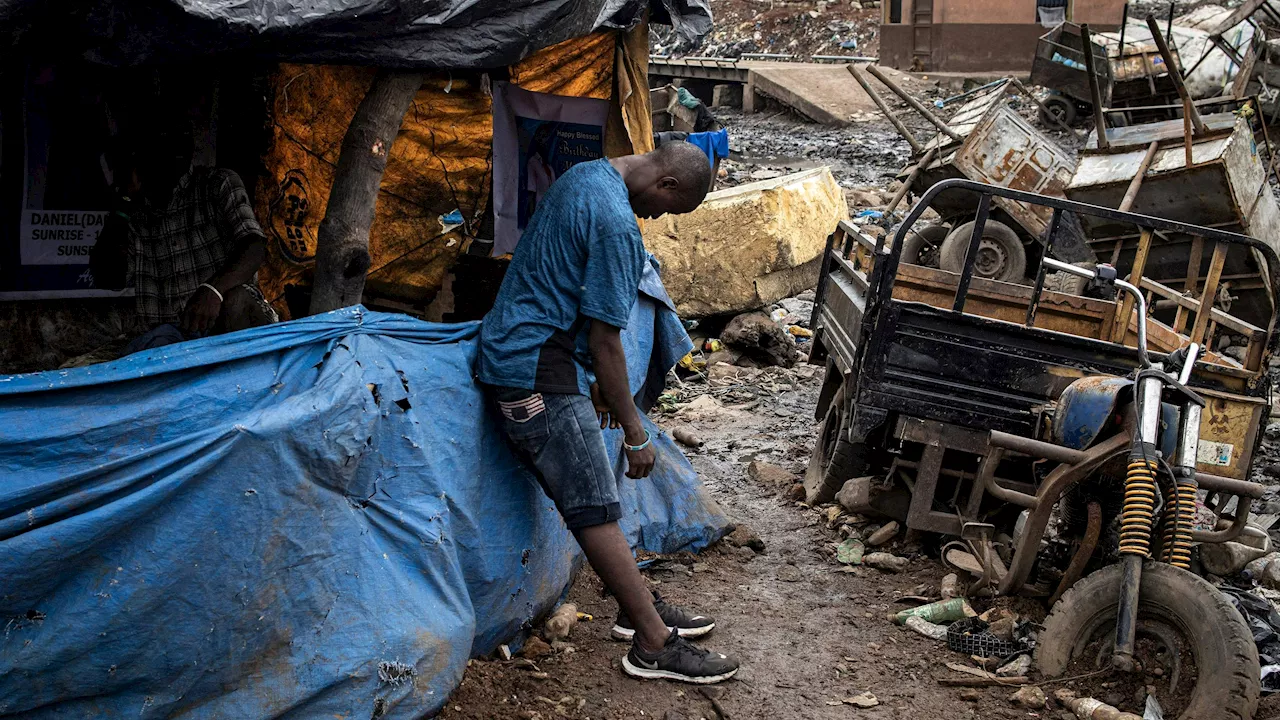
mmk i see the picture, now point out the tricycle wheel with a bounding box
[939,220,1027,283]
[1039,94,1077,126]
[803,383,869,505]
[899,223,949,269]
[1036,562,1259,720]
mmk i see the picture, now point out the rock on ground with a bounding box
[721,312,798,368]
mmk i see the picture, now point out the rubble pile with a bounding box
[651,0,882,59]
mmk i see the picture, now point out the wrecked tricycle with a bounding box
[808,178,1274,718]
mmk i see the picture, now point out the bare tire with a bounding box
[1040,95,1077,126]
[804,383,869,505]
[1036,562,1259,720]
[899,223,949,269]
[1043,262,1091,296]
[939,220,1027,283]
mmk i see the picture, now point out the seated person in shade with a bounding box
[92,121,277,354]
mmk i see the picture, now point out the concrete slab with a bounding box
[747,64,877,126]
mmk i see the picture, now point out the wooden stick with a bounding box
[1080,24,1111,149]
[849,65,924,154]
[1191,241,1229,345]
[1112,228,1154,343]
[1183,97,1195,168]
[1119,141,1159,212]
[866,65,964,142]
[1146,13,1207,136]
[885,147,939,214]
[937,677,1029,687]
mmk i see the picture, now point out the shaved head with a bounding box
[613,141,714,219]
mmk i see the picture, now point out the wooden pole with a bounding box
[1190,241,1229,346]
[849,66,924,154]
[1145,14,1207,136]
[1119,141,1160,212]
[1080,24,1111,150]
[885,147,939,214]
[310,70,425,315]
[866,64,964,142]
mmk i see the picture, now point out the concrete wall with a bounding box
[879,0,1124,72]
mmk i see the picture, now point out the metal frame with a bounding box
[808,179,1275,597]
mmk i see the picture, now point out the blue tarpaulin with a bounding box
[0,278,728,717]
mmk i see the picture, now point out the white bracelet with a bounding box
[199,283,224,302]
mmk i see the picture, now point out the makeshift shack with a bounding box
[0,0,709,371]
[0,1,727,718]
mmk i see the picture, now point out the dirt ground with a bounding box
[436,364,1102,720]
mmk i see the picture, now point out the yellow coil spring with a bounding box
[1119,458,1159,557]
[1169,482,1197,570]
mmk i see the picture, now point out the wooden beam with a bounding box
[849,66,923,154]
[1190,241,1229,345]
[866,64,964,142]
[1146,14,1207,136]
[1119,141,1160,212]
[1113,228,1154,343]
[1080,24,1110,150]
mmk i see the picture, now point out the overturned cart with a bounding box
[807,179,1274,718]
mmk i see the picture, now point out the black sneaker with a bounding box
[622,629,739,684]
[611,591,716,640]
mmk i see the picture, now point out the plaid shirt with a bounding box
[128,167,263,326]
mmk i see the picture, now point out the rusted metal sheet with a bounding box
[1199,387,1267,479]
[954,105,1077,237]
[1068,117,1280,329]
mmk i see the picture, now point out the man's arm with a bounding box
[588,320,655,479]
[182,236,266,334]
[182,170,268,333]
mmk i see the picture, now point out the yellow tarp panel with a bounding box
[255,28,642,318]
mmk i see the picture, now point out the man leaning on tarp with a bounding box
[476,142,740,684]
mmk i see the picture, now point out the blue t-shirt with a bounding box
[477,159,646,395]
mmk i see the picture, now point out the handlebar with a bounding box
[1042,258,1151,368]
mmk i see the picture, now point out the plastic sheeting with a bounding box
[257,30,633,313]
[0,292,726,717]
[0,0,710,69]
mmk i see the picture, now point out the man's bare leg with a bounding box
[574,522,669,653]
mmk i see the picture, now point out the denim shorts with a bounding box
[489,386,622,530]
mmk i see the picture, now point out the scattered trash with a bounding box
[996,654,1031,677]
[439,209,464,232]
[1143,694,1164,720]
[938,662,1027,687]
[498,644,513,661]
[1055,689,1145,719]
[543,603,578,641]
[787,326,813,338]
[703,339,723,353]
[940,573,961,599]
[946,617,1026,658]
[855,209,883,219]
[1010,685,1046,710]
[770,308,788,323]
[836,538,865,565]
[1221,586,1280,691]
[863,552,908,573]
[843,691,879,708]
[893,597,975,625]
[1200,540,1271,577]
[672,427,704,448]
[904,615,948,640]
[866,521,899,547]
